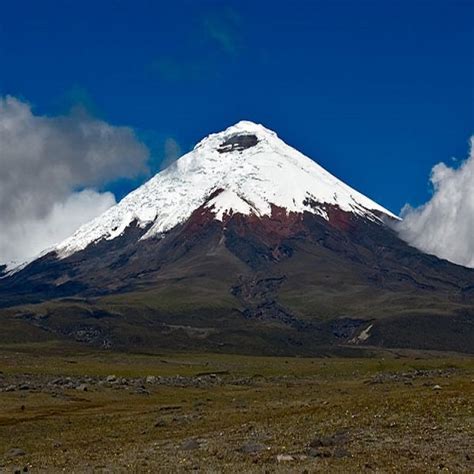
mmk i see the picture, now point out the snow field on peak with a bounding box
[56,121,397,258]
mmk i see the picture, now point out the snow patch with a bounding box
[205,190,256,220]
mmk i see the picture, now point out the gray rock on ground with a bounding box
[181,439,200,450]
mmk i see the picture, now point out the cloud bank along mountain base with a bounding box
[0,96,149,265]
[396,137,474,268]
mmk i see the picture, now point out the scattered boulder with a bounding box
[307,447,332,458]
[309,431,348,448]
[309,435,336,448]
[181,439,200,450]
[154,419,167,428]
[159,405,182,412]
[308,431,350,458]
[238,441,268,454]
[276,454,295,462]
[6,447,26,458]
[12,467,29,474]
[76,384,88,392]
[369,369,457,385]
[334,446,351,458]
[105,375,117,383]
[135,386,150,395]
[145,375,157,384]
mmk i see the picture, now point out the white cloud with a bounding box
[2,190,116,264]
[161,137,182,170]
[396,137,474,268]
[0,95,149,263]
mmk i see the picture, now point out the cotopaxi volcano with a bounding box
[1,121,473,354]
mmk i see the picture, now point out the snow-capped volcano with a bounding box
[2,121,473,356]
[56,121,396,258]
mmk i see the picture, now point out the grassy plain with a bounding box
[0,343,472,473]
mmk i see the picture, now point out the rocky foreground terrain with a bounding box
[0,344,473,473]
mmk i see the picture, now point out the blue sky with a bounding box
[1,0,473,214]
